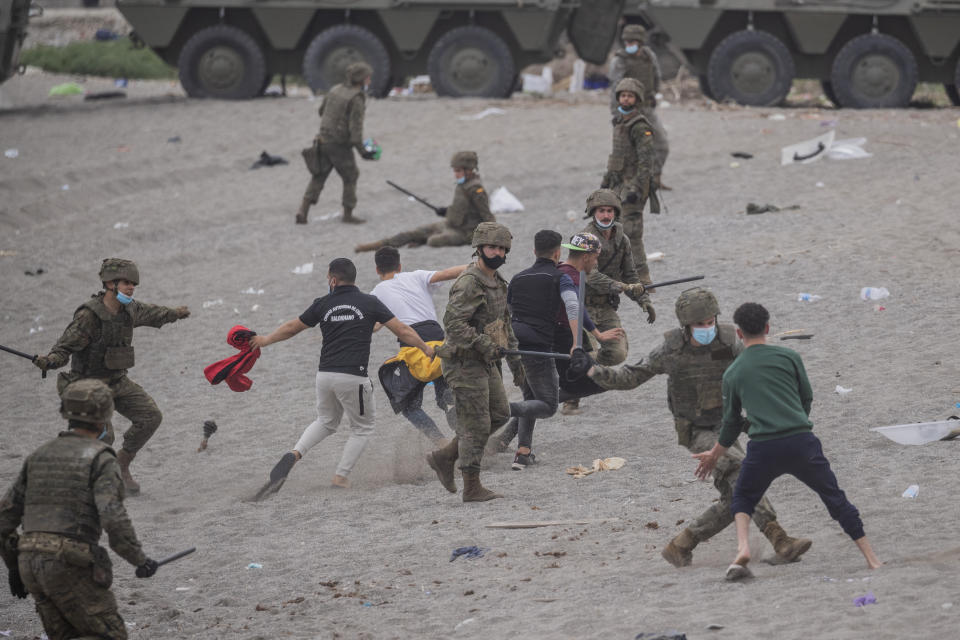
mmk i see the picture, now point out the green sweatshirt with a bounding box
[718,343,813,448]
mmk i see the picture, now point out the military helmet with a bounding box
[675,287,720,326]
[99,258,139,285]
[60,379,114,425]
[450,150,479,171]
[472,222,512,252]
[346,61,373,86]
[615,77,645,102]
[622,24,647,43]
[583,188,622,218]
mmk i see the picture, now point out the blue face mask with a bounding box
[692,325,717,345]
[98,424,109,440]
[456,176,466,185]
[116,291,133,305]
[625,44,639,54]
[594,216,614,229]
[617,105,635,115]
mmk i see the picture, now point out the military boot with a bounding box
[763,521,812,563]
[341,207,365,224]
[295,198,311,224]
[661,528,699,567]
[462,470,502,502]
[426,437,459,493]
[116,449,141,495]
[354,240,384,253]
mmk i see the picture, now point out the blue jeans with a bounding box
[732,432,865,540]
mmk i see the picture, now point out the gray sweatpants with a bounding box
[294,371,375,477]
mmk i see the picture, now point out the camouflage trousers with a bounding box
[57,374,162,455]
[686,427,777,542]
[302,143,358,210]
[383,221,472,248]
[585,304,628,366]
[619,213,651,283]
[641,106,669,176]
[442,358,510,473]
[19,551,127,640]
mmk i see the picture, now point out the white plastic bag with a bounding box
[826,138,871,160]
[489,186,524,213]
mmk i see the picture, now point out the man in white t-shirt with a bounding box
[371,247,468,443]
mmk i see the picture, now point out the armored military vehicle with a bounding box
[114,0,624,99]
[0,0,32,86]
[627,0,960,107]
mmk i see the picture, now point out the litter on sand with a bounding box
[565,457,626,479]
[4,149,18,158]
[646,251,665,262]
[247,563,263,569]
[316,211,341,221]
[450,546,487,562]
[202,299,224,309]
[635,632,688,640]
[731,151,753,159]
[113,222,129,229]
[826,138,871,160]
[835,385,852,395]
[902,484,919,498]
[489,186,524,213]
[745,202,800,215]
[48,82,84,96]
[291,263,314,275]
[781,130,835,165]
[250,151,288,169]
[853,592,877,607]
[459,107,505,121]
[860,287,889,301]
[84,91,126,101]
[454,618,476,631]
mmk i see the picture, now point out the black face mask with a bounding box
[480,253,506,270]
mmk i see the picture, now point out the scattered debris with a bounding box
[84,91,126,101]
[746,202,800,215]
[202,299,224,309]
[167,136,182,143]
[49,82,84,97]
[454,618,476,631]
[826,138,871,160]
[113,222,129,229]
[565,457,626,479]
[4,149,17,158]
[198,420,217,451]
[24,268,45,276]
[860,287,889,301]
[485,519,614,529]
[781,130,834,165]
[797,293,821,302]
[853,591,877,607]
[731,152,753,159]
[292,262,313,275]
[490,186,524,213]
[646,251,664,262]
[902,484,919,498]
[247,563,263,569]
[241,287,265,295]
[450,546,487,562]
[459,107,505,121]
[250,151,288,169]
[835,385,852,395]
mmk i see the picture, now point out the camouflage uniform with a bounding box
[581,216,651,365]
[43,292,183,454]
[608,25,669,178]
[298,62,370,223]
[440,263,516,472]
[603,77,658,263]
[0,381,148,640]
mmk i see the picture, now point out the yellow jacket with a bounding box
[383,341,444,382]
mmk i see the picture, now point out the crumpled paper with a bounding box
[565,457,626,479]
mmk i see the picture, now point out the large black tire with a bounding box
[947,60,960,106]
[698,74,714,101]
[821,79,839,107]
[302,25,391,98]
[706,30,795,106]
[830,33,918,108]
[427,26,515,98]
[178,26,266,99]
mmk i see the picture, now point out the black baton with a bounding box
[157,547,196,567]
[503,349,571,361]
[1,343,46,378]
[646,275,705,290]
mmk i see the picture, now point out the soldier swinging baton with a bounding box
[1,343,47,377]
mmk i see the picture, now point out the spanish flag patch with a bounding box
[644,131,652,136]
[476,187,484,193]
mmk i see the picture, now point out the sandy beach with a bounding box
[2,71,960,639]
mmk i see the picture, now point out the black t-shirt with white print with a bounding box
[299,285,395,376]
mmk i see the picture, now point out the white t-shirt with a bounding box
[370,270,442,325]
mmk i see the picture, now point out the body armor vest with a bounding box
[456,265,510,354]
[22,435,112,544]
[319,85,364,144]
[608,110,649,179]
[72,295,138,378]
[446,177,484,232]
[509,258,562,348]
[663,324,739,426]
[616,49,658,105]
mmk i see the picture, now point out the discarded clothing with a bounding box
[635,633,687,640]
[203,325,261,391]
[853,591,877,607]
[450,546,487,562]
[250,151,289,169]
[565,457,626,479]
[731,152,754,159]
[745,202,801,215]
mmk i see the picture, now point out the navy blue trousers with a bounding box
[732,432,865,540]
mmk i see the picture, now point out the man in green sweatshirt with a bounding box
[694,302,882,581]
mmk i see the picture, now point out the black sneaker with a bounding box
[511,451,536,471]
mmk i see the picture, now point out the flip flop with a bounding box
[725,563,753,582]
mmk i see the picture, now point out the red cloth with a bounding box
[204,325,261,392]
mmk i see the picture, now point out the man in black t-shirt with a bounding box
[248,258,434,499]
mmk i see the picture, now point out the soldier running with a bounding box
[296,61,377,225]
[32,258,190,494]
[0,380,158,640]
[573,288,811,567]
[354,151,494,252]
[608,23,670,187]
[426,222,517,502]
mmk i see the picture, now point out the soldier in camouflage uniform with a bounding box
[0,380,158,640]
[296,61,377,225]
[579,189,654,369]
[582,288,811,567]
[608,23,670,186]
[603,77,659,264]
[425,222,519,502]
[354,151,495,252]
[33,259,191,494]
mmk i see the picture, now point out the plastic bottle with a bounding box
[860,287,890,301]
[902,485,919,499]
[797,293,822,302]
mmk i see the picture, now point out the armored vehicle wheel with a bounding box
[830,33,917,108]
[707,30,794,106]
[428,26,515,97]
[303,25,391,97]
[821,80,839,106]
[178,26,266,99]
[698,74,714,101]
